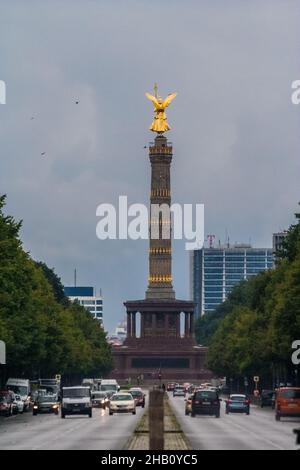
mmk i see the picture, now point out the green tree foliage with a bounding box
[0,195,112,378]
[196,212,300,381]
[35,261,69,306]
[276,208,300,262]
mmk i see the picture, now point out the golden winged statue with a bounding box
[145,85,177,133]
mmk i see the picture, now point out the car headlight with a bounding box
[52,404,59,409]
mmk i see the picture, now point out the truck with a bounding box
[81,378,95,390]
[6,378,31,411]
[61,386,92,418]
[99,379,120,398]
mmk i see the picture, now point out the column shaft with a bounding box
[152,313,157,335]
[165,314,169,336]
[132,312,136,338]
[184,312,189,338]
[127,312,132,338]
[141,313,145,338]
[176,313,181,337]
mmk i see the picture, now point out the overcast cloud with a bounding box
[0,0,300,332]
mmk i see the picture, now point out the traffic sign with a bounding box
[253,376,260,383]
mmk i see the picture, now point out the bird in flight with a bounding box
[75,100,79,104]
[41,152,46,156]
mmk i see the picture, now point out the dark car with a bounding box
[129,388,145,408]
[260,390,275,408]
[191,390,221,418]
[92,391,109,409]
[218,384,230,395]
[225,394,250,415]
[0,391,18,417]
[33,395,60,415]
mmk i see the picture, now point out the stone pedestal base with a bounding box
[110,298,213,383]
[111,341,213,382]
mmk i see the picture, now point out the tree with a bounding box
[0,195,112,379]
[201,208,300,384]
[35,262,69,306]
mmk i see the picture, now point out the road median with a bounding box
[125,394,192,450]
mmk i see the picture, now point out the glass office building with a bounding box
[190,245,274,318]
[64,286,103,325]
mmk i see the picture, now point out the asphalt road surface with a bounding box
[0,404,145,450]
[169,394,300,450]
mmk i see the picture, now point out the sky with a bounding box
[0,0,300,333]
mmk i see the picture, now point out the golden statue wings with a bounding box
[145,89,177,133]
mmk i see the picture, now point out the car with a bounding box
[61,386,92,418]
[207,386,218,392]
[191,389,221,418]
[92,391,109,408]
[225,394,250,415]
[99,379,120,397]
[185,394,193,416]
[260,390,275,408]
[82,378,95,390]
[275,387,300,421]
[130,386,143,393]
[33,395,60,415]
[0,391,18,417]
[218,384,230,395]
[167,383,178,392]
[202,382,213,389]
[14,394,25,413]
[6,378,31,411]
[129,388,145,407]
[173,386,186,397]
[109,393,136,415]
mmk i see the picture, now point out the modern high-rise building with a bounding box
[64,286,103,325]
[190,245,274,318]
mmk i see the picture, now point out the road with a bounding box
[169,394,300,450]
[0,404,145,450]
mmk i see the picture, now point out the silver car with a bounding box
[173,386,186,397]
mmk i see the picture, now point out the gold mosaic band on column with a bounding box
[151,189,171,197]
[148,275,173,283]
[149,248,172,255]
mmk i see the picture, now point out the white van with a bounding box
[99,379,120,397]
[61,386,92,418]
[6,378,31,411]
